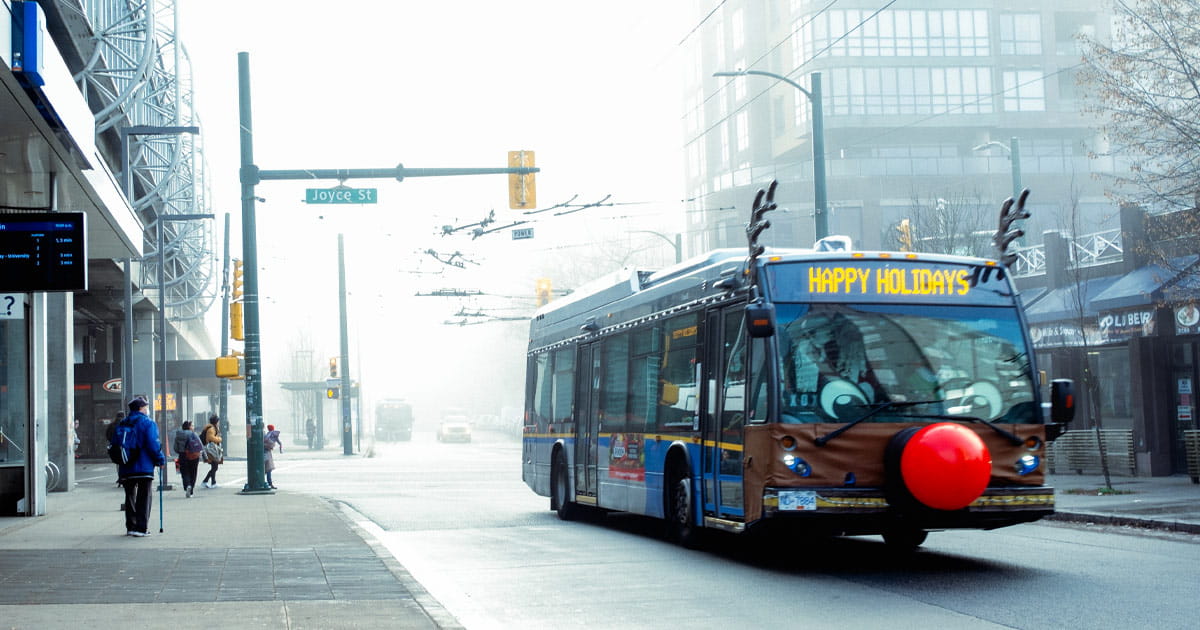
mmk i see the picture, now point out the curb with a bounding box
[327,499,465,630]
[1047,511,1200,535]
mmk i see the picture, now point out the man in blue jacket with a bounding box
[118,396,166,537]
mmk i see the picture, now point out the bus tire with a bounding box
[882,526,927,551]
[666,462,700,548]
[552,451,579,521]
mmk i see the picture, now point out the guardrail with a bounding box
[1047,429,1136,476]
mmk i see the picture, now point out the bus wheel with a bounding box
[666,464,700,548]
[552,452,578,521]
[882,526,927,551]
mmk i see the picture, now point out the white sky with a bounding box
[182,1,694,422]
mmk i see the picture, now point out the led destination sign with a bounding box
[0,212,87,292]
[768,260,1012,306]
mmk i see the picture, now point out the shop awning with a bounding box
[1024,274,1123,324]
[1092,255,1200,311]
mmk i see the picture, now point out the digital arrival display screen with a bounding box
[0,212,87,292]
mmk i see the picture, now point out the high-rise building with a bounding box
[681,1,1122,254]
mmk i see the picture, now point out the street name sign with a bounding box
[512,227,534,240]
[305,188,378,204]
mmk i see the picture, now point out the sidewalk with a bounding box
[0,455,462,630]
[1046,473,1200,534]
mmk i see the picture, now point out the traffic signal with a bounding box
[230,302,244,341]
[508,150,536,209]
[232,259,244,300]
[326,387,339,399]
[897,218,914,252]
[329,357,338,378]
[215,355,239,378]
[535,277,553,306]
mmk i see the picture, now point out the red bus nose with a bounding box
[899,423,992,511]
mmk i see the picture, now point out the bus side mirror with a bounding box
[746,300,775,338]
[1050,379,1074,424]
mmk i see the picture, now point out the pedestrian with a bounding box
[116,397,166,537]
[172,420,203,497]
[200,414,223,489]
[264,424,282,489]
[305,418,316,449]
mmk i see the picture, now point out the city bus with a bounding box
[375,399,414,441]
[522,199,1073,549]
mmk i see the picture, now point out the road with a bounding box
[275,428,1200,630]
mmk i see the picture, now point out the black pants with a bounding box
[179,457,200,490]
[121,477,153,533]
[202,460,219,485]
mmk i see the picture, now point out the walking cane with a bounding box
[159,464,165,533]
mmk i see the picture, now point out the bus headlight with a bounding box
[783,453,812,477]
[1015,454,1040,475]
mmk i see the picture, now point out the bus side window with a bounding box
[749,336,769,423]
[552,348,575,425]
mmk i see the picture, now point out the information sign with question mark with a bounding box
[0,294,23,319]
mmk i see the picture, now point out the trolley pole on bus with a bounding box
[236,52,539,476]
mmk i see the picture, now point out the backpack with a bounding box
[172,429,190,456]
[107,419,140,465]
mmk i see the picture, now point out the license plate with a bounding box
[778,490,817,511]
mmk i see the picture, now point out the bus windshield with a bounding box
[774,303,1037,425]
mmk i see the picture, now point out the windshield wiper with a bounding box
[814,400,940,447]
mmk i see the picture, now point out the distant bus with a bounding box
[375,400,413,441]
[522,224,1073,549]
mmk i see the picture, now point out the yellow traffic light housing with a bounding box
[232,259,244,300]
[508,150,536,210]
[230,302,244,341]
[535,277,553,306]
[897,218,914,252]
[329,357,338,378]
[215,355,239,378]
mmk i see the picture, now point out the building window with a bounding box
[732,8,744,51]
[735,111,749,153]
[795,9,988,63]
[1000,13,1042,55]
[1003,70,1046,111]
[829,66,993,115]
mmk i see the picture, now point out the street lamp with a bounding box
[630,230,682,263]
[713,69,829,240]
[972,136,1023,202]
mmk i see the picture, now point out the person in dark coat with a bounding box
[117,397,166,537]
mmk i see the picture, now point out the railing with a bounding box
[1010,229,1123,277]
[1185,430,1200,484]
[1046,429,1136,476]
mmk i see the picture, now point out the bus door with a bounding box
[574,344,600,500]
[701,307,746,519]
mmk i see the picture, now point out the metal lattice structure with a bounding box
[68,0,215,321]
[1010,229,1124,277]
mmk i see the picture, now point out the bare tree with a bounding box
[887,189,994,257]
[1079,0,1200,270]
[1059,185,1116,490]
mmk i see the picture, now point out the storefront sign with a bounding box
[1175,304,1200,335]
[1097,309,1155,344]
[1029,323,1092,348]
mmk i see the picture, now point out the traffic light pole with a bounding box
[236,52,539,474]
[338,234,352,455]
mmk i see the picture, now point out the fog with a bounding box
[182,2,690,427]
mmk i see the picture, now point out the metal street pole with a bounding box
[713,69,829,240]
[218,213,231,441]
[237,52,270,494]
[1009,136,1023,202]
[338,234,353,455]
